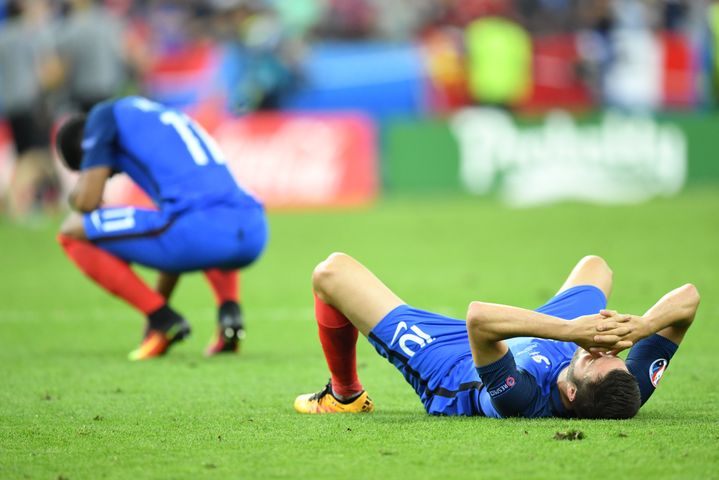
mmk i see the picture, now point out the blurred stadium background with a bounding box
[0,0,718,211]
[1,1,719,479]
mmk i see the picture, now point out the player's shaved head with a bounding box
[55,114,87,171]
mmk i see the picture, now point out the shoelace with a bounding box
[308,380,333,401]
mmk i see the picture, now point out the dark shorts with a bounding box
[7,109,50,155]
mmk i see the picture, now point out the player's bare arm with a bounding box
[466,302,633,366]
[68,166,111,212]
[60,166,112,241]
[597,283,700,350]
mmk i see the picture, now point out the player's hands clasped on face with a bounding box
[570,312,636,355]
[593,310,650,355]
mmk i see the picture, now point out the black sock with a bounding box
[147,304,181,331]
[218,301,243,327]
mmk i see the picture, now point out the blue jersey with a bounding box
[79,97,268,273]
[477,337,576,418]
[81,96,260,213]
[369,285,679,417]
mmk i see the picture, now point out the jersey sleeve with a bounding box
[80,102,119,171]
[625,334,679,406]
[476,350,542,418]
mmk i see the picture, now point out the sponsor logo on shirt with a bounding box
[649,358,668,387]
[489,376,516,397]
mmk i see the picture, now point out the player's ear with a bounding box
[565,382,578,403]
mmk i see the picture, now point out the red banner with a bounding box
[523,34,593,112]
[214,113,377,208]
[0,122,14,195]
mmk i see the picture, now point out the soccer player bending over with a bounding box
[55,96,268,360]
[295,254,699,419]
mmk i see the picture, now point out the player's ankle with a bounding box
[219,299,239,309]
[331,385,363,403]
[147,304,181,331]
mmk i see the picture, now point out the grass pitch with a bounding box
[1,189,718,479]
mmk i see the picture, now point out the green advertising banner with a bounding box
[384,109,719,204]
[383,119,461,193]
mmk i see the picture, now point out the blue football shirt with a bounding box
[476,286,679,418]
[80,96,260,213]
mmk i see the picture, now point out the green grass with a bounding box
[1,189,718,480]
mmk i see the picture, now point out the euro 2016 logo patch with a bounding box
[649,358,668,387]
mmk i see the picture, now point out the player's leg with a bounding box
[153,267,242,356]
[203,269,245,355]
[165,206,263,355]
[90,205,267,358]
[295,252,405,414]
[156,272,181,300]
[57,209,190,360]
[313,252,405,335]
[535,255,612,322]
[557,255,613,299]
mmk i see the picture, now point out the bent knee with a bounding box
[59,214,87,240]
[580,255,612,277]
[312,252,353,297]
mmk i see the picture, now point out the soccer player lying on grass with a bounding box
[55,96,268,360]
[295,254,699,419]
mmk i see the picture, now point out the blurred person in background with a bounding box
[464,3,532,109]
[0,0,62,220]
[215,0,304,112]
[315,0,376,39]
[663,0,689,31]
[576,0,615,104]
[55,0,129,113]
[603,0,662,111]
[367,0,436,41]
[54,96,268,360]
[710,0,719,103]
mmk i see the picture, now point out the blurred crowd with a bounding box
[0,0,717,219]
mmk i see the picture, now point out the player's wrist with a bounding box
[640,314,660,338]
[561,321,581,344]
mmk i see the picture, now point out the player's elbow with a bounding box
[466,302,497,342]
[466,301,484,323]
[682,283,700,304]
[69,191,100,213]
[681,283,700,318]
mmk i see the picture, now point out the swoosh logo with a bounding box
[390,321,408,346]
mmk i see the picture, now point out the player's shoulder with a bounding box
[111,96,155,114]
[87,98,119,124]
[83,99,120,141]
